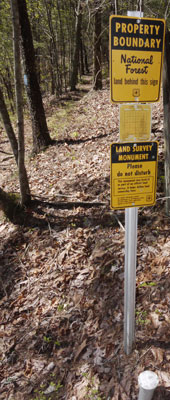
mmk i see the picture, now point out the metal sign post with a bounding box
[124,10,141,356]
[109,10,165,355]
[124,11,142,356]
[124,207,138,355]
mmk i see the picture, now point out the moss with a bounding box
[0,189,23,222]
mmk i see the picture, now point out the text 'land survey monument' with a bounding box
[110,16,165,103]
[110,141,158,209]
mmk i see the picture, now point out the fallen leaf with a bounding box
[74,339,87,361]
[158,371,170,387]
[151,347,164,363]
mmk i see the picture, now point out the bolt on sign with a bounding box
[110,16,165,103]
[110,141,158,209]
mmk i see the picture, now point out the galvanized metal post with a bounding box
[124,207,138,355]
[123,9,143,357]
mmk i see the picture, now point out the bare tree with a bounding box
[10,0,31,205]
[70,0,82,91]
[136,0,143,12]
[17,0,54,154]
[0,87,18,164]
[93,1,102,90]
[111,0,118,14]
[10,0,31,204]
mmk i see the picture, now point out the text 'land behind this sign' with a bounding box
[110,15,165,103]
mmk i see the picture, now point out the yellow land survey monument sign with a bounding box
[110,141,158,209]
[110,16,165,103]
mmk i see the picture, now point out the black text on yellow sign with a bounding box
[110,141,158,209]
[110,16,165,103]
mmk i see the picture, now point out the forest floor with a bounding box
[0,77,170,400]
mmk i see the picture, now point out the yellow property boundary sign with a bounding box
[110,141,158,209]
[110,15,165,103]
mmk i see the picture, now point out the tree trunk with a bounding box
[80,38,85,76]
[0,87,18,164]
[136,0,143,12]
[70,0,82,91]
[43,0,61,95]
[10,0,31,206]
[17,0,53,154]
[110,0,118,14]
[163,28,170,215]
[93,3,102,90]
[56,0,67,91]
[83,44,89,74]
[1,67,15,114]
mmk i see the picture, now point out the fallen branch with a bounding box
[0,149,13,155]
[31,199,107,209]
[2,157,14,162]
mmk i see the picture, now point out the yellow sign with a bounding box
[110,16,165,103]
[110,141,158,209]
[119,104,151,141]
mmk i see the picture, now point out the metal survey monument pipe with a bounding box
[138,371,159,400]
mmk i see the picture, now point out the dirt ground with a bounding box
[0,80,170,399]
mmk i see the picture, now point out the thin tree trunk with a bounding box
[17,0,53,154]
[0,87,18,164]
[10,0,31,205]
[1,67,15,114]
[163,28,170,215]
[70,0,82,91]
[93,3,102,90]
[44,0,63,95]
[110,0,118,14]
[57,0,67,91]
[136,0,143,12]
[80,38,85,76]
[83,44,89,74]
[49,46,56,95]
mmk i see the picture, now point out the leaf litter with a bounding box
[0,83,170,399]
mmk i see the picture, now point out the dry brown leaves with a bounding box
[0,84,170,399]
